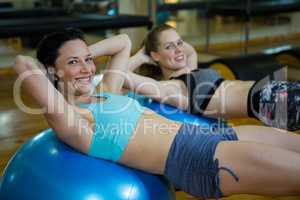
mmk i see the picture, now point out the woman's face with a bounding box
[54,39,96,96]
[151,29,187,70]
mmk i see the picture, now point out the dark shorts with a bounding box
[172,68,224,115]
[164,123,239,199]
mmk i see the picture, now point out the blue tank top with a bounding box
[79,92,145,161]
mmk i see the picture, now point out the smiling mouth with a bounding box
[175,55,184,62]
[75,76,92,85]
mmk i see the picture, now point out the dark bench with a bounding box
[0,14,152,38]
[0,8,152,40]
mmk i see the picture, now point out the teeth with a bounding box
[76,77,91,84]
[80,77,89,81]
[175,55,184,61]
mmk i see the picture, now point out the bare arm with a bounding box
[183,41,198,70]
[89,34,132,94]
[13,55,91,152]
[128,47,157,72]
[124,72,188,110]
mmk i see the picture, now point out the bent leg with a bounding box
[249,81,300,131]
[215,141,300,196]
[233,125,300,153]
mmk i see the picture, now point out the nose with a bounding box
[175,45,182,54]
[80,61,92,73]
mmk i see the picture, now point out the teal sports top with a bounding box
[79,92,145,161]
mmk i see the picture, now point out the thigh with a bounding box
[233,125,300,153]
[215,140,300,196]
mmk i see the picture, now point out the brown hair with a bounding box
[144,24,174,56]
[36,28,86,89]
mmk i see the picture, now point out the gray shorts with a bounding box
[164,123,239,199]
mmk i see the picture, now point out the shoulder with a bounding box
[191,68,223,80]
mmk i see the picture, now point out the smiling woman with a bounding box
[54,39,95,95]
[126,24,300,131]
[147,29,188,71]
[36,29,96,96]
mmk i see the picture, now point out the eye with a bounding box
[85,57,93,63]
[68,59,78,65]
[177,40,183,46]
[165,45,171,50]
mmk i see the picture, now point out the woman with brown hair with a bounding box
[126,24,300,131]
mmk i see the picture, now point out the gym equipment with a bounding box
[274,47,300,66]
[156,0,300,53]
[209,53,282,81]
[0,7,66,19]
[0,8,152,38]
[273,47,300,81]
[128,92,225,128]
[0,129,175,200]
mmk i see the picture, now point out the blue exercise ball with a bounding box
[0,129,175,200]
[128,92,227,128]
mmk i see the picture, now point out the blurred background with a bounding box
[1,0,300,68]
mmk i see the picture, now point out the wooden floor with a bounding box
[0,70,48,173]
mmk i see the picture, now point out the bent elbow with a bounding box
[119,34,132,49]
